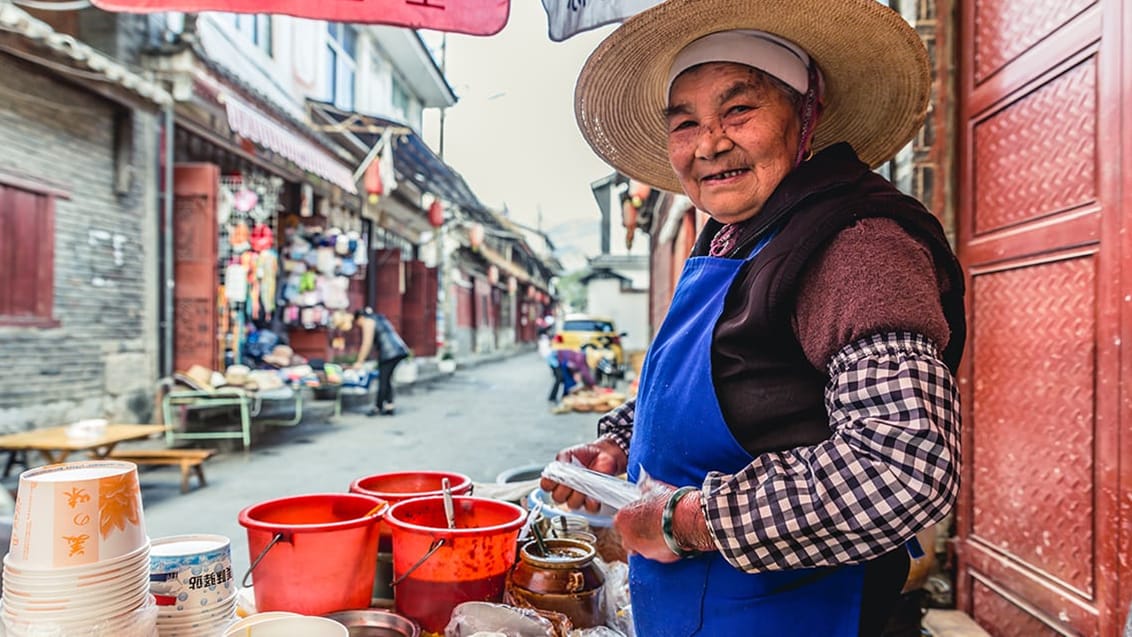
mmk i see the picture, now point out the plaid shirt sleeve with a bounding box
[701,331,960,572]
[596,398,635,457]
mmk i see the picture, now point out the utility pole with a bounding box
[438,33,448,160]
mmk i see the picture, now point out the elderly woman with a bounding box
[539,0,966,635]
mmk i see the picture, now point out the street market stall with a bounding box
[1,461,637,636]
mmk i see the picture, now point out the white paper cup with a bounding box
[9,461,147,569]
[149,534,235,610]
[224,615,348,637]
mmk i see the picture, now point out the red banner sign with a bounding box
[90,0,510,36]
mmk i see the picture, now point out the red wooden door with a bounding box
[373,248,403,335]
[402,260,427,356]
[956,0,1127,634]
[172,164,219,373]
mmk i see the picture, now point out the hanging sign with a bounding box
[90,0,511,36]
[540,0,660,41]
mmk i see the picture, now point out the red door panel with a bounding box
[172,163,219,373]
[958,0,1128,633]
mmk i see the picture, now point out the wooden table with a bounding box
[0,424,167,469]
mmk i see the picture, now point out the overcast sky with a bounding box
[420,2,621,269]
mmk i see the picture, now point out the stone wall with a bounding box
[0,54,160,432]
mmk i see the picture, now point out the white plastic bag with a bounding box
[540,461,639,511]
[444,602,556,637]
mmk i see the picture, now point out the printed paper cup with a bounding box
[9,461,147,569]
[149,534,235,609]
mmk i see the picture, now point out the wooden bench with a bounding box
[108,448,216,494]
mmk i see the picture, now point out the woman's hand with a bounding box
[615,478,714,562]
[614,477,682,562]
[539,437,627,513]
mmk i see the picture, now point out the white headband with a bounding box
[667,30,821,97]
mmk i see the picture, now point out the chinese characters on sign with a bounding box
[186,567,234,590]
[89,0,511,36]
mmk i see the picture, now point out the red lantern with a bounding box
[629,180,651,208]
[469,223,485,250]
[364,160,383,203]
[507,276,517,294]
[428,198,444,228]
[487,265,499,285]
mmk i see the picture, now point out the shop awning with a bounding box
[90,0,510,36]
[0,2,172,107]
[308,100,485,213]
[223,94,358,194]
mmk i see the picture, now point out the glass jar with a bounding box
[509,538,606,629]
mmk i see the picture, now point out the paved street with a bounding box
[137,350,596,572]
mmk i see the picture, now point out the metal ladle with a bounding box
[442,477,456,530]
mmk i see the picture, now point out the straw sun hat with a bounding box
[574,0,931,193]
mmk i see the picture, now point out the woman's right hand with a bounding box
[539,437,628,513]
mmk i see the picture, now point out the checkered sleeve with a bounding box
[597,398,635,457]
[701,332,960,571]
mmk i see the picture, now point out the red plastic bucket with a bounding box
[385,495,525,633]
[349,471,474,548]
[349,471,475,600]
[238,493,386,615]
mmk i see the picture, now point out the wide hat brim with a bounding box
[575,0,931,193]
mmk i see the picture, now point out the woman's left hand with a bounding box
[614,478,682,563]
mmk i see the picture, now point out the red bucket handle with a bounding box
[242,531,288,588]
[390,537,446,587]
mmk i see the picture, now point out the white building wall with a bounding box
[586,280,649,353]
[198,14,429,133]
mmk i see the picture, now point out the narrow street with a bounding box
[138,351,597,571]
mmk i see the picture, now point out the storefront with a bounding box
[161,51,370,373]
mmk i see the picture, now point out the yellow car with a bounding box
[551,313,627,386]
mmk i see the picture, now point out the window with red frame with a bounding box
[0,174,65,327]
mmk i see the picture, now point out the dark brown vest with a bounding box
[693,143,966,456]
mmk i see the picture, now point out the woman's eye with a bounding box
[727,104,753,116]
[670,120,697,132]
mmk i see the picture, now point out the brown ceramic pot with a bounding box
[509,538,606,629]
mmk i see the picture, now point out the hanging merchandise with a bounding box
[334,233,351,256]
[320,276,350,310]
[229,221,251,252]
[316,246,337,276]
[260,249,279,315]
[233,188,259,214]
[250,224,275,252]
[339,258,358,277]
[225,262,248,304]
[351,231,368,266]
[217,185,234,225]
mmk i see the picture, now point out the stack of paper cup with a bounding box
[149,534,237,636]
[2,460,156,636]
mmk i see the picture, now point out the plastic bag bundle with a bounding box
[540,462,639,511]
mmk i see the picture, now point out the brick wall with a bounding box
[0,54,160,432]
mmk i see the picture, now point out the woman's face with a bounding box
[666,62,801,225]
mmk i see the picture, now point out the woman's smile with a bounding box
[666,62,800,225]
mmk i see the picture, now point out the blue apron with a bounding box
[627,231,866,636]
